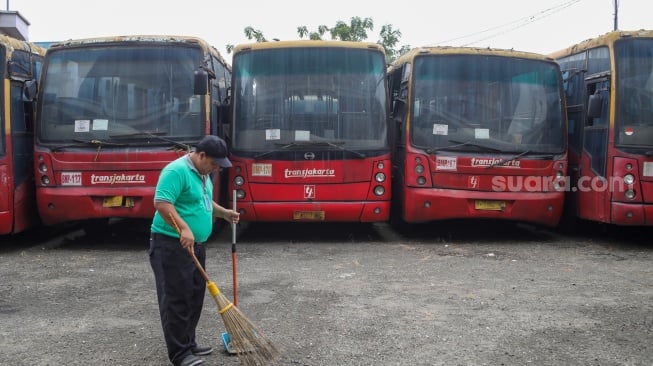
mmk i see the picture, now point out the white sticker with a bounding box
[432,124,448,136]
[475,128,490,139]
[92,119,109,131]
[74,120,90,133]
[265,129,281,140]
[252,163,272,177]
[644,162,653,177]
[295,130,310,141]
[61,172,82,186]
[436,156,457,170]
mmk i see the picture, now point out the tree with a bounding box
[227,17,411,62]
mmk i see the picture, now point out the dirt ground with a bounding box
[1,220,652,366]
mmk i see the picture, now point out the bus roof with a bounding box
[0,34,46,56]
[548,29,653,59]
[233,40,385,55]
[47,35,228,67]
[390,46,554,71]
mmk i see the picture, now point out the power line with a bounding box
[429,0,581,47]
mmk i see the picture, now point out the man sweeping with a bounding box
[149,135,239,366]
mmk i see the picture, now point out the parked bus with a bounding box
[0,35,44,235]
[550,30,653,226]
[34,35,231,231]
[228,40,391,222]
[387,47,567,227]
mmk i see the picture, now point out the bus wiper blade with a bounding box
[426,139,502,153]
[486,150,531,168]
[254,140,365,159]
[51,139,126,151]
[109,131,191,152]
[295,140,366,158]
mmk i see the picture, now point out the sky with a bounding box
[7,0,652,61]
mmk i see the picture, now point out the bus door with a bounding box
[577,75,610,222]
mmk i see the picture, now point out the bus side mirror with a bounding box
[587,93,602,118]
[194,68,209,95]
[23,80,37,101]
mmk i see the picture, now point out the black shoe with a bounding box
[179,354,202,366]
[191,346,213,356]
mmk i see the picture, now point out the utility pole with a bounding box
[613,0,619,31]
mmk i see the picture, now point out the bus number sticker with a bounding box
[644,162,653,177]
[436,156,457,171]
[265,129,281,140]
[252,163,272,177]
[432,124,448,136]
[74,120,90,133]
[61,172,82,186]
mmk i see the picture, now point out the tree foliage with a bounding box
[226,16,411,63]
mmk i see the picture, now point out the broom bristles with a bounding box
[208,281,280,366]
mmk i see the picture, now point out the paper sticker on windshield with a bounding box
[295,130,310,141]
[266,129,281,140]
[432,124,448,136]
[436,156,457,170]
[93,119,109,131]
[474,128,490,139]
[74,119,90,133]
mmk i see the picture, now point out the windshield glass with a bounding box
[615,38,653,148]
[410,54,565,153]
[231,46,388,151]
[37,44,203,144]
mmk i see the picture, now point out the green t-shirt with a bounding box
[151,155,214,243]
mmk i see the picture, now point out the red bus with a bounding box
[0,35,44,235]
[387,47,568,227]
[228,41,391,222]
[34,35,231,231]
[550,30,653,226]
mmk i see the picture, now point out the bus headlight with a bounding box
[41,176,50,185]
[623,174,635,185]
[377,162,384,170]
[39,163,48,173]
[236,189,246,199]
[375,172,385,183]
[416,176,426,185]
[373,185,385,196]
[415,164,424,174]
[234,176,245,186]
[624,189,636,200]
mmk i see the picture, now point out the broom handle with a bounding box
[168,213,210,283]
[232,189,238,307]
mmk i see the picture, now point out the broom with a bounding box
[168,213,280,366]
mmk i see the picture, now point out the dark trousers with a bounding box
[149,233,206,365]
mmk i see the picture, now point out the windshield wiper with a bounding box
[486,150,531,168]
[109,131,191,152]
[426,139,502,153]
[254,140,365,159]
[305,141,366,158]
[51,139,127,152]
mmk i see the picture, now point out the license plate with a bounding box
[474,200,506,211]
[293,211,325,221]
[102,196,134,208]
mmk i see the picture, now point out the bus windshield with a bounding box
[410,55,565,154]
[615,38,653,148]
[232,47,388,150]
[37,45,203,144]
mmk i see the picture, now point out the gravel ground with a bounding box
[0,220,651,366]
